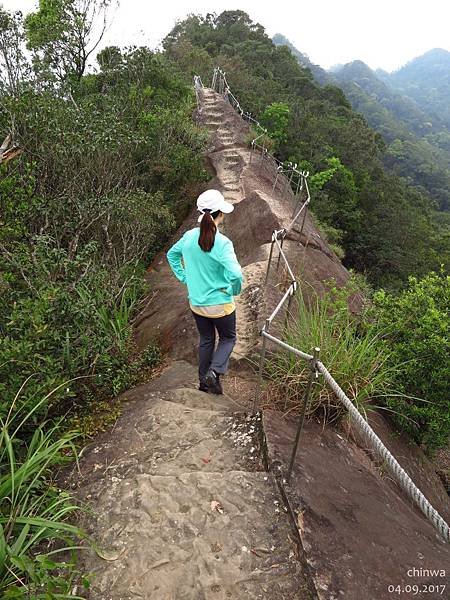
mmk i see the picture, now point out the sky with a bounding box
[2,0,450,72]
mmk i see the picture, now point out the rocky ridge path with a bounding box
[72,361,313,599]
[135,86,351,363]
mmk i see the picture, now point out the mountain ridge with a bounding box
[272,35,450,211]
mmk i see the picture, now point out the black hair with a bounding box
[198,209,221,252]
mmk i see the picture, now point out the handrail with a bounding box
[211,67,306,189]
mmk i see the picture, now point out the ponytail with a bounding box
[198,210,220,252]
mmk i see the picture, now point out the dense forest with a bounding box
[331,54,450,211]
[163,14,449,288]
[272,35,450,258]
[0,4,448,597]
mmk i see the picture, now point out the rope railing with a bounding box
[256,271,450,542]
[194,69,450,544]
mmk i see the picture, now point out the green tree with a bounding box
[25,0,112,83]
[260,101,290,147]
[0,7,28,95]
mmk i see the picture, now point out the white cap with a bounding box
[197,189,234,222]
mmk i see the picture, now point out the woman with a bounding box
[167,189,243,394]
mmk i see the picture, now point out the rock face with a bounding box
[263,411,450,600]
[73,87,450,599]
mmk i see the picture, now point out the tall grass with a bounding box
[0,380,86,599]
[264,284,400,421]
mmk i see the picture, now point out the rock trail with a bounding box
[73,362,312,599]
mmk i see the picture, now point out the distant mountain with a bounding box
[388,49,450,124]
[272,34,329,85]
[275,39,450,211]
[332,60,436,139]
[330,56,450,209]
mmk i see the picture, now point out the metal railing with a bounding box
[196,69,450,543]
[254,227,450,543]
[193,75,204,111]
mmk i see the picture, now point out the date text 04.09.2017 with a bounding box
[388,584,446,595]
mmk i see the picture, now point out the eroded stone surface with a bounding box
[72,359,312,599]
[79,472,310,600]
[263,410,450,600]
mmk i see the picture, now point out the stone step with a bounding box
[75,398,263,482]
[78,471,310,599]
[203,110,224,117]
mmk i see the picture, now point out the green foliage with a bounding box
[260,102,290,147]
[310,156,350,191]
[69,343,162,438]
[1,19,207,594]
[25,0,112,83]
[332,59,450,211]
[371,271,450,451]
[265,281,397,420]
[0,385,84,598]
[0,8,28,95]
[0,39,206,429]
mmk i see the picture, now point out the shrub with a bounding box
[371,271,450,451]
[265,282,397,421]
[0,384,85,598]
[260,101,290,147]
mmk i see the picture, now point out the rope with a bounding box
[318,361,450,543]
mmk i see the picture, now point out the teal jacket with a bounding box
[167,227,243,306]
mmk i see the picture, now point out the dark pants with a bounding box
[191,310,237,380]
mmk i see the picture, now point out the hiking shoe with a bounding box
[198,379,209,393]
[205,369,223,395]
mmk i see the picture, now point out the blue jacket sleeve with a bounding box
[220,239,243,296]
[167,234,187,284]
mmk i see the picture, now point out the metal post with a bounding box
[287,347,320,482]
[283,293,293,332]
[264,238,275,285]
[276,233,285,271]
[253,319,271,413]
[259,147,265,173]
[292,195,301,219]
[250,141,255,165]
[283,173,289,196]
[288,167,295,192]
[298,205,308,246]
[272,168,281,195]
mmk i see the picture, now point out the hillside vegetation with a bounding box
[331,55,450,212]
[1,3,207,594]
[163,11,450,449]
